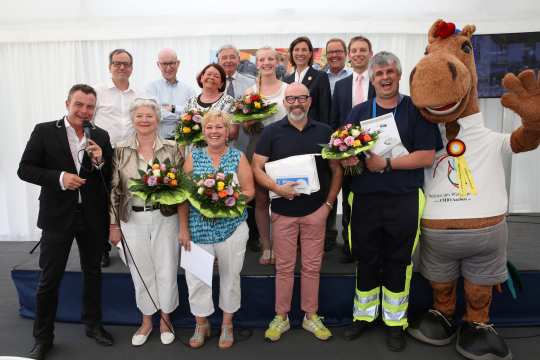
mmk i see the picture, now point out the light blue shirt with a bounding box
[145,78,196,139]
[327,67,352,95]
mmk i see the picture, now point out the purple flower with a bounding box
[203,178,216,187]
[170,167,177,173]
[211,192,219,202]
[147,176,158,187]
[192,114,202,123]
[226,186,234,195]
[216,172,225,180]
[225,196,236,207]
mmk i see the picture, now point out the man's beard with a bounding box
[287,106,307,122]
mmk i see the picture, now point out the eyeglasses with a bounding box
[159,61,178,68]
[326,50,345,55]
[111,61,132,68]
[285,95,310,104]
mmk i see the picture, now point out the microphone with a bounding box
[83,119,92,144]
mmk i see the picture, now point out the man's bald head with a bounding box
[157,48,180,83]
[283,83,311,123]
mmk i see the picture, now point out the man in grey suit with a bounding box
[217,44,259,251]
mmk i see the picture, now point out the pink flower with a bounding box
[216,172,226,181]
[163,176,170,184]
[203,178,216,187]
[344,136,355,146]
[170,167,177,173]
[211,192,219,202]
[333,138,343,147]
[226,186,234,196]
[225,196,236,207]
[339,145,348,152]
[160,163,166,171]
[192,114,202,123]
[346,123,352,129]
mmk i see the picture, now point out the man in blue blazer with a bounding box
[330,36,374,258]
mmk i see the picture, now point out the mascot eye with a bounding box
[461,41,472,54]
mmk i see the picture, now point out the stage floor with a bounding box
[12,214,540,274]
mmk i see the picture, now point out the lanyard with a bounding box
[371,97,398,119]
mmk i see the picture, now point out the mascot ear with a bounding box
[461,25,476,39]
[428,19,444,44]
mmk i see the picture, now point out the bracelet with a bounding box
[324,201,333,210]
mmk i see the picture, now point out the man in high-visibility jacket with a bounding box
[340,51,442,352]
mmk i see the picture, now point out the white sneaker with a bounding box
[160,331,175,345]
[131,328,152,346]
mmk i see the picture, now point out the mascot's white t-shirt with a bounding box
[423,112,512,220]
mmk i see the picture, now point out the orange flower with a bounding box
[170,179,177,187]
[218,190,228,198]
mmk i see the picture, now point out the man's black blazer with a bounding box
[17,119,113,237]
[330,74,375,130]
[284,66,332,124]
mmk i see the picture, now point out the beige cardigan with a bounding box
[110,135,183,224]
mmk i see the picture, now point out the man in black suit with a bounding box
[284,36,332,125]
[18,84,114,360]
[330,36,374,259]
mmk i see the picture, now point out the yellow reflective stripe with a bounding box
[347,192,354,251]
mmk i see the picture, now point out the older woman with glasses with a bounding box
[184,63,238,140]
[179,111,255,349]
[243,46,287,265]
[109,98,183,347]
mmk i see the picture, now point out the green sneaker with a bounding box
[302,314,332,340]
[264,315,290,342]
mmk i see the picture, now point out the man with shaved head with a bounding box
[252,83,343,342]
[146,48,195,139]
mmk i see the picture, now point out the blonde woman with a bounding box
[244,47,287,265]
[179,111,255,349]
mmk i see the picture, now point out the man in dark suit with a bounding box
[18,84,114,360]
[330,36,374,258]
[284,37,332,125]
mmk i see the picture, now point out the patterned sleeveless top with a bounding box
[189,146,247,244]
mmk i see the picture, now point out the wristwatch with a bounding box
[384,158,392,173]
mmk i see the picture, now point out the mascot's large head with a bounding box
[410,20,479,126]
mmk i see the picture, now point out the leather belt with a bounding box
[132,204,160,212]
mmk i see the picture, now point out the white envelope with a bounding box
[264,154,320,199]
[180,243,215,287]
[360,113,409,158]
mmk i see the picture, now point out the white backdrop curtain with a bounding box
[1,32,538,241]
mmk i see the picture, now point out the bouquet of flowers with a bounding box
[321,123,378,175]
[175,110,206,147]
[187,170,247,219]
[232,93,278,134]
[128,158,188,206]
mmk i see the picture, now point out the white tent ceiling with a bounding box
[2,0,540,42]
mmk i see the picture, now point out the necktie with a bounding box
[353,74,364,106]
[226,76,235,98]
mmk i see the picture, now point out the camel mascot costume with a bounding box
[408,19,540,360]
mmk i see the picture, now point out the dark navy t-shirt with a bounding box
[344,95,442,195]
[255,117,333,217]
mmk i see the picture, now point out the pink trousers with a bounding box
[272,205,327,314]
